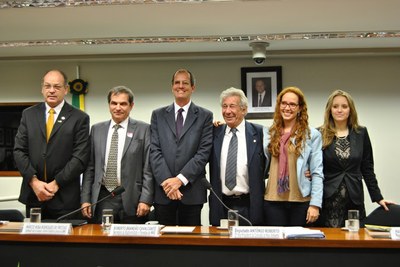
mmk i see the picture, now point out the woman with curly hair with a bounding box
[318,89,394,227]
[263,86,324,226]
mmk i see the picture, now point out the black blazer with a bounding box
[14,102,90,212]
[208,121,266,226]
[322,127,383,206]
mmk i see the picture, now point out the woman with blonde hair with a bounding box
[263,86,323,226]
[319,89,394,227]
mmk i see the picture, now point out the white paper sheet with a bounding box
[160,226,195,233]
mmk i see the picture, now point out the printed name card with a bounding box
[21,223,72,235]
[390,227,400,240]
[230,226,284,239]
[109,224,161,237]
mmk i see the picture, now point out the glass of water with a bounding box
[29,208,41,223]
[102,209,114,232]
[347,210,360,232]
[228,209,239,237]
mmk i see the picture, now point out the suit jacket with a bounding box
[263,127,324,208]
[252,91,272,107]
[209,121,266,226]
[14,102,90,212]
[322,127,383,206]
[150,102,213,205]
[81,118,153,216]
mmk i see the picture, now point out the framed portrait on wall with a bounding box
[241,66,282,119]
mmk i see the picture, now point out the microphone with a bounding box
[201,178,252,226]
[56,186,125,222]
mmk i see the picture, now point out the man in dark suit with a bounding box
[14,69,90,219]
[150,69,213,226]
[81,86,153,223]
[209,87,265,226]
[252,78,272,107]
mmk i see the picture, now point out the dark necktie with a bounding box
[225,128,238,190]
[176,108,184,138]
[258,94,262,107]
[104,124,120,192]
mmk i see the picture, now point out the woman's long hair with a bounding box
[268,86,310,157]
[320,89,360,148]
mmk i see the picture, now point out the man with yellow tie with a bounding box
[14,69,90,220]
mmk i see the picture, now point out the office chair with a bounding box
[0,209,25,222]
[362,204,400,227]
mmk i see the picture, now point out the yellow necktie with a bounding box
[46,108,55,142]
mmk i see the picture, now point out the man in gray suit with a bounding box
[81,86,153,223]
[150,69,213,226]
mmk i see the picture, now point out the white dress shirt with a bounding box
[220,120,249,195]
[45,100,64,124]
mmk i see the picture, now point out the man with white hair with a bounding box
[209,87,266,226]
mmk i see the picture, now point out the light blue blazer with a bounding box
[263,127,324,208]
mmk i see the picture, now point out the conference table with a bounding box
[0,223,399,267]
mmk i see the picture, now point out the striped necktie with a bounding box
[225,128,238,190]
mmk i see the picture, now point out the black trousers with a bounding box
[26,203,83,221]
[154,202,203,226]
[263,200,309,226]
[222,194,251,226]
[92,185,148,224]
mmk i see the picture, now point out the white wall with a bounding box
[1,55,399,224]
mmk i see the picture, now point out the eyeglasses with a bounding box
[42,83,65,91]
[280,101,299,109]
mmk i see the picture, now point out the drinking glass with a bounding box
[348,210,360,232]
[102,209,114,232]
[228,209,239,237]
[29,208,41,223]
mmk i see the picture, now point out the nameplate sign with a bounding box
[109,224,161,237]
[390,227,400,240]
[230,226,284,239]
[21,223,72,235]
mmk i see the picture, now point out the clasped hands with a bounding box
[30,176,59,202]
[161,177,183,200]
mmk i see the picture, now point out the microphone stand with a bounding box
[202,178,253,226]
[56,186,125,222]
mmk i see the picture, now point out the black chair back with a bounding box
[0,209,25,222]
[362,204,400,227]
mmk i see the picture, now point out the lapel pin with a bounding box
[127,132,133,138]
